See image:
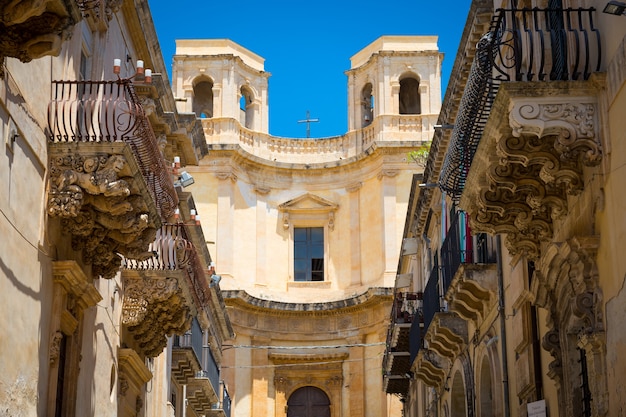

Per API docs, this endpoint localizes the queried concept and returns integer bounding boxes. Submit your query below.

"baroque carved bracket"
[48,145,161,279]
[122,273,192,357]
[461,84,601,259]
[0,0,82,73]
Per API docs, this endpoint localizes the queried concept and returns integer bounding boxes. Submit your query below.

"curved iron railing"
[122,224,194,270]
[439,7,601,201]
[48,79,178,219]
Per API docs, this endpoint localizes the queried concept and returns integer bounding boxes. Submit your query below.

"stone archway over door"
[287,386,330,417]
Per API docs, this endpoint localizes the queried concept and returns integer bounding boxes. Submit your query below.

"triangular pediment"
[279,193,338,213]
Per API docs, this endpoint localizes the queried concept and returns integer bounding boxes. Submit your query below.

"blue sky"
[149,1,472,138]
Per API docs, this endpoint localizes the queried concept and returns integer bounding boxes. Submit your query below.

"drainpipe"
[496,235,511,417]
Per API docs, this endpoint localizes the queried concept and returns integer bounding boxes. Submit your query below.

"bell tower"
[172,39,270,133]
[345,36,443,131]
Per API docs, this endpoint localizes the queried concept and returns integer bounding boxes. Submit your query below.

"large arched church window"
[193,80,214,118]
[399,76,421,114]
[287,386,330,417]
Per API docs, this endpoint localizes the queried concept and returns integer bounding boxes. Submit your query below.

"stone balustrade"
[202,113,436,164]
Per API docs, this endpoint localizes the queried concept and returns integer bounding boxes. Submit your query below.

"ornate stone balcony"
[423,312,468,360]
[187,373,219,416]
[202,112,436,164]
[414,349,447,389]
[171,331,202,385]
[445,263,497,324]
[121,223,210,357]
[47,79,178,279]
[460,81,602,259]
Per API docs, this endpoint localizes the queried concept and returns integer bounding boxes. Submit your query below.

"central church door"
[287,386,330,417]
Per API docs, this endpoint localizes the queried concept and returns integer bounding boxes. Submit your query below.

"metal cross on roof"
[297,110,319,138]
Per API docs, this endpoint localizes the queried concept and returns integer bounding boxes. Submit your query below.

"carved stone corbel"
[121,277,179,326]
[48,148,160,279]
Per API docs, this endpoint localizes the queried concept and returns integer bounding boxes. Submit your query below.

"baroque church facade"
[171,37,441,417]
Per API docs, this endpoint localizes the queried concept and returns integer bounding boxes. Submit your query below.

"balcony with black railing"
[442,7,603,260]
[440,6,602,207]
[383,292,421,395]
[441,212,498,324]
[208,381,231,417]
[171,318,204,385]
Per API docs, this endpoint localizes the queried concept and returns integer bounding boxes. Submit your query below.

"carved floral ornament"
[121,274,192,357]
[48,148,159,279]
[461,92,601,260]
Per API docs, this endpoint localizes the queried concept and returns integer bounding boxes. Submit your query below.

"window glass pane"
[310,227,324,242]
[294,243,307,258]
[311,244,323,258]
[294,259,308,272]
[293,227,324,282]
[294,228,307,241]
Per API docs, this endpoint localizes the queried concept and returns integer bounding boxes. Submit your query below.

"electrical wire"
[223,342,385,350]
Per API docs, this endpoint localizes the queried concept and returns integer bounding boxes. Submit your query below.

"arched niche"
[192,76,214,118]
[399,73,421,115]
[240,85,255,129]
[361,82,374,128]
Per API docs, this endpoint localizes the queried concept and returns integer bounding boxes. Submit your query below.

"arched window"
[361,83,374,128]
[287,386,330,417]
[450,370,467,417]
[192,80,214,118]
[399,76,421,115]
[240,86,254,129]
[479,358,494,417]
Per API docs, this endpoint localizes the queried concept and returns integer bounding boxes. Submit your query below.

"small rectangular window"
[294,227,324,281]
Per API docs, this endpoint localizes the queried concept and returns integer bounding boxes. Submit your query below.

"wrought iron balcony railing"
[439,7,601,200]
[197,346,220,397]
[122,224,195,271]
[173,317,204,365]
[390,291,419,325]
[440,211,497,290]
[48,79,178,219]
[491,7,601,83]
[213,381,231,417]
[422,263,441,337]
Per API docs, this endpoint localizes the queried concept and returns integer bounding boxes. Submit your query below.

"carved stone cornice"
[460,82,602,259]
[0,0,81,73]
[52,260,102,312]
[48,143,161,279]
[278,193,339,231]
[122,272,192,358]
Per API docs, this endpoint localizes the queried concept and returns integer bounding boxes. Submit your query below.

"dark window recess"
[55,335,68,417]
[579,348,592,417]
[294,227,324,281]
